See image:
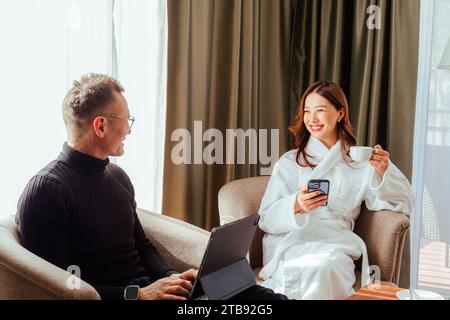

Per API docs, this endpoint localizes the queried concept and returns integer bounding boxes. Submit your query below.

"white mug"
[350,146,373,162]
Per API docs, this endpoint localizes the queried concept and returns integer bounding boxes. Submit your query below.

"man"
[16,73,287,300]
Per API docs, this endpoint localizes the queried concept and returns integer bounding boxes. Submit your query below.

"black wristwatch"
[124,285,140,300]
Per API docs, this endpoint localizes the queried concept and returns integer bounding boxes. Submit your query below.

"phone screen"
[308,180,330,206]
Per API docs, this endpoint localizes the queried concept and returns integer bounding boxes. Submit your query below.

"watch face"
[125,286,139,300]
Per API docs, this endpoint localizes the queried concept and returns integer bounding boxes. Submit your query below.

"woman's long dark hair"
[289,80,357,168]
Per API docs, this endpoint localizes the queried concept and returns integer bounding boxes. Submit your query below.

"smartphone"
[307,179,330,206]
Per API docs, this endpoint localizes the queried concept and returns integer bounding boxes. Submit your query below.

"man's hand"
[138,276,193,300]
[138,269,198,300]
[179,268,198,281]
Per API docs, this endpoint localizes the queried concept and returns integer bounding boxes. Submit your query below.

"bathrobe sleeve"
[363,161,413,215]
[258,153,302,234]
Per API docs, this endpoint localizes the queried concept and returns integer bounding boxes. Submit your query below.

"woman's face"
[303,92,344,147]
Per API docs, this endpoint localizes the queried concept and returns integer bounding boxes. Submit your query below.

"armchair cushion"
[136,209,210,272]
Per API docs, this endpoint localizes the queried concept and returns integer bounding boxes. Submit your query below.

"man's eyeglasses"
[103,115,135,129]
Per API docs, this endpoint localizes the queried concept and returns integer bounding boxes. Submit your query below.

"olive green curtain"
[290,0,420,288]
[163,0,295,230]
[291,0,420,179]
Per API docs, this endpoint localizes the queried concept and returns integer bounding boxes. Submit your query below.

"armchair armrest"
[137,209,210,272]
[0,216,99,300]
[353,206,410,285]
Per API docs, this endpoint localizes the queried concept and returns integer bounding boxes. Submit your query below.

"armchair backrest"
[218,176,269,269]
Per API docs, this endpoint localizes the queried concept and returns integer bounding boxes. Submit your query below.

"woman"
[258,80,413,299]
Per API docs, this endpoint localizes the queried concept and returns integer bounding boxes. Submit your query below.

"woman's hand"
[370,145,390,178]
[294,186,328,214]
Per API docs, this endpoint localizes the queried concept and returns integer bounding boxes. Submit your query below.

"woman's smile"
[309,124,324,132]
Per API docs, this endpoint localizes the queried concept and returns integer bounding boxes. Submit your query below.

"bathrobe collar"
[305,137,343,180]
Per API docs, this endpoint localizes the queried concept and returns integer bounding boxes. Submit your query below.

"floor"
[418,239,450,296]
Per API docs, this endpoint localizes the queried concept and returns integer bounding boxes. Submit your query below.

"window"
[113,0,168,213]
[0,0,167,218]
[412,0,450,298]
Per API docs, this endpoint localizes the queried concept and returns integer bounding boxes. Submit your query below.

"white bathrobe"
[258,137,413,300]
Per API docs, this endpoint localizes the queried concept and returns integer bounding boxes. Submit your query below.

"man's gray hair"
[62,73,124,137]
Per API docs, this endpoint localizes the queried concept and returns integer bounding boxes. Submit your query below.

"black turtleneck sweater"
[16,143,177,300]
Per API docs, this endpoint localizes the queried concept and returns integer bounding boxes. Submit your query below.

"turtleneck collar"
[59,142,110,174]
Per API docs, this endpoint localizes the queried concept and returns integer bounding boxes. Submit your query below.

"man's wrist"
[165,269,179,277]
[137,287,142,300]
[124,285,140,300]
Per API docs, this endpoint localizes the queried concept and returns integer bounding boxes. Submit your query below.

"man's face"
[102,91,131,157]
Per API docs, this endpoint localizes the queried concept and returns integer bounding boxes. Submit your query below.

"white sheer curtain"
[0,0,167,218]
[412,0,450,298]
[113,0,168,213]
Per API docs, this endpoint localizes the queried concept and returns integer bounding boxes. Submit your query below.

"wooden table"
[346,284,403,300]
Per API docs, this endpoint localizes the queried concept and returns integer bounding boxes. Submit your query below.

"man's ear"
[93,116,106,138]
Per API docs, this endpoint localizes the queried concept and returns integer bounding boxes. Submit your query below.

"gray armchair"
[218,176,410,289]
[0,209,210,300]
